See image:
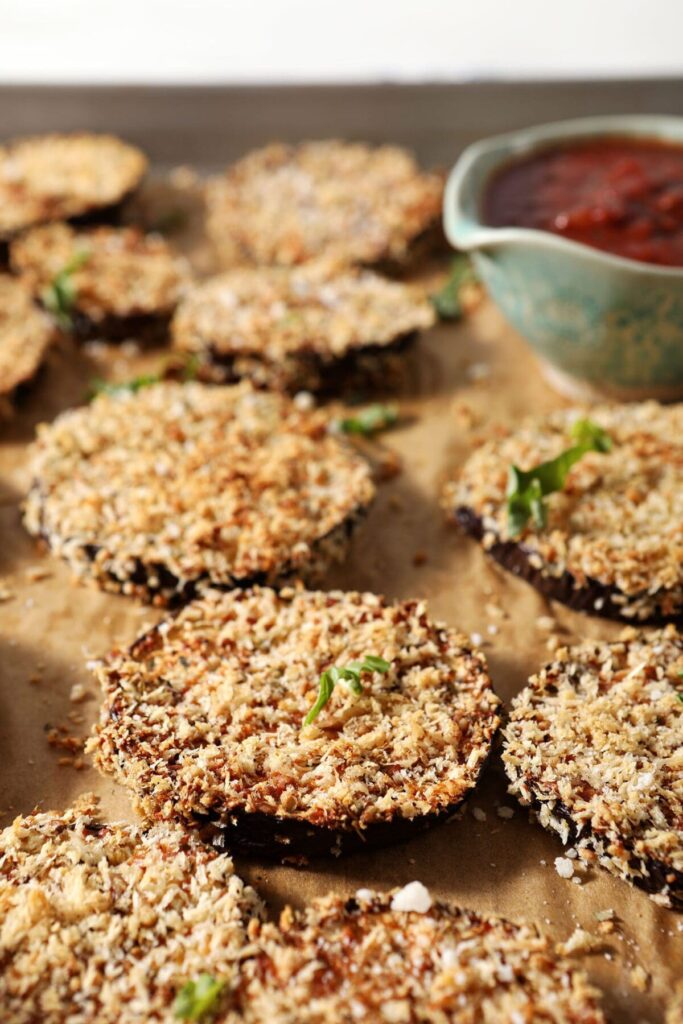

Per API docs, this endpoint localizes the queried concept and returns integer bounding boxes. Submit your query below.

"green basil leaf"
[174,974,224,1021]
[339,404,398,437]
[90,374,162,399]
[41,249,90,330]
[506,419,612,536]
[303,655,391,726]
[431,254,477,321]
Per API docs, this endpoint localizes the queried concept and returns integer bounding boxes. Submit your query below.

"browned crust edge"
[178,743,495,864]
[199,329,418,393]
[455,506,683,625]
[512,787,682,911]
[50,304,173,345]
[26,496,371,606]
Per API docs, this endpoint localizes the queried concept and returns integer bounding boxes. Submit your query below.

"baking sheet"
[1,165,681,1023]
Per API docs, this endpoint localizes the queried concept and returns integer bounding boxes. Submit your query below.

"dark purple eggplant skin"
[191,747,496,865]
[59,307,173,346]
[27,493,370,607]
[514,788,682,911]
[1,192,133,251]
[202,329,418,395]
[454,506,682,626]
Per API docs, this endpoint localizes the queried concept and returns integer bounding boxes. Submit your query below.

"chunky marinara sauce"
[484,137,683,266]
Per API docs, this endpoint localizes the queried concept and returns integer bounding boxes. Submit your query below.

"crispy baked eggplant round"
[206,140,444,269]
[171,263,435,391]
[0,133,147,243]
[232,887,605,1023]
[0,274,54,402]
[503,626,683,909]
[11,223,190,342]
[89,587,501,859]
[23,383,374,604]
[446,403,683,622]
[0,797,262,1024]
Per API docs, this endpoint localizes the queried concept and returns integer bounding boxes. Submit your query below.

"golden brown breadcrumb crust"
[503,626,683,908]
[0,796,262,1024]
[230,888,606,1023]
[88,587,500,853]
[11,222,190,333]
[171,262,435,391]
[23,382,374,604]
[445,402,683,621]
[206,140,444,269]
[0,273,54,400]
[0,133,147,240]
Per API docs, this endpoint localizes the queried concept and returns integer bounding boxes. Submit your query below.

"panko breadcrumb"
[230,888,605,1023]
[0,796,262,1024]
[446,402,683,621]
[0,273,54,400]
[503,626,683,908]
[206,140,444,269]
[88,587,501,859]
[171,262,435,391]
[0,133,147,242]
[11,223,190,341]
[23,382,374,604]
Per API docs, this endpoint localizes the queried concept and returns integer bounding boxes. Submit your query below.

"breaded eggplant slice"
[503,626,683,909]
[23,382,374,604]
[206,140,444,269]
[89,587,500,859]
[171,263,435,391]
[11,223,190,343]
[0,796,262,1024]
[446,402,683,623]
[0,274,54,407]
[0,133,147,245]
[231,887,605,1023]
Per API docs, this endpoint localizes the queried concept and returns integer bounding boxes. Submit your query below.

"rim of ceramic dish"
[444,113,683,279]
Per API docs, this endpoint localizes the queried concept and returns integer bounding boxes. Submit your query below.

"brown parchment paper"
[0,178,681,1024]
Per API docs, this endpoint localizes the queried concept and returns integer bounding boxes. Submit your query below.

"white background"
[0,0,681,83]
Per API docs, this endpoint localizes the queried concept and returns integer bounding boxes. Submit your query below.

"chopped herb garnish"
[180,353,202,381]
[431,254,478,321]
[90,373,162,399]
[338,404,398,436]
[41,249,90,330]
[507,418,612,536]
[174,974,224,1021]
[88,354,201,401]
[303,655,391,726]
[678,692,683,704]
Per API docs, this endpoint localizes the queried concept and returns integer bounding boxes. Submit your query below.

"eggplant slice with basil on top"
[11,222,190,343]
[88,586,500,860]
[445,402,683,623]
[0,796,262,1024]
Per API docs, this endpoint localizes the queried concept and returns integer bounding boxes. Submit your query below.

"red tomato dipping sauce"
[484,137,683,266]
